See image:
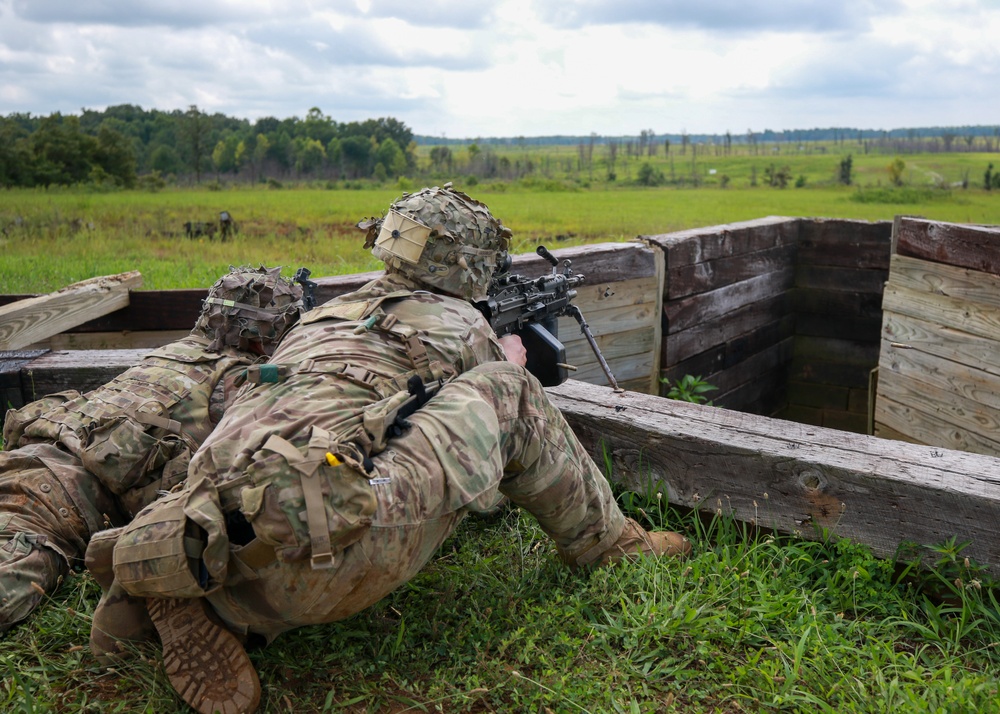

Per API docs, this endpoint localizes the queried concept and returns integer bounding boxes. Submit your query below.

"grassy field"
[3,156,1000,293]
[4,155,1000,711]
[4,489,1000,713]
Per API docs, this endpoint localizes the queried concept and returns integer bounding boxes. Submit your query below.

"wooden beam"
[0,272,143,351]
[547,379,1000,570]
[895,217,1000,273]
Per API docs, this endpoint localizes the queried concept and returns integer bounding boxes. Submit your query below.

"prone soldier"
[93,185,691,714]
[0,266,303,636]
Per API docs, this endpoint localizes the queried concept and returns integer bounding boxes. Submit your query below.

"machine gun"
[476,246,620,390]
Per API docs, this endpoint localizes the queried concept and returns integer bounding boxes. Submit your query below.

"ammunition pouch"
[234,425,376,569]
[113,476,230,598]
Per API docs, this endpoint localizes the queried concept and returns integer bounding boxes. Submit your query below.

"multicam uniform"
[114,273,625,642]
[1,265,303,634]
[0,336,255,632]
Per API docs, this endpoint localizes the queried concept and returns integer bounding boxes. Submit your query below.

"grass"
[3,170,1000,292]
[4,484,1000,712]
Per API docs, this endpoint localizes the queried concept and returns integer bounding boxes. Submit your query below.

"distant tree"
[181,105,210,183]
[838,154,853,185]
[374,138,407,178]
[887,157,906,186]
[429,145,453,172]
[254,134,271,181]
[636,161,665,186]
[985,163,993,191]
[94,124,137,187]
[0,118,33,187]
[763,163,792,188]
[341,135,373,178]
[30,114,96,186]
[294,137,326,176]
[149,144,182,175]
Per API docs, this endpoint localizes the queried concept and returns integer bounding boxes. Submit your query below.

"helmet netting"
[193,265,303,352]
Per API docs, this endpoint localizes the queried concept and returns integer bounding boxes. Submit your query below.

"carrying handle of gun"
[566,304,623,392]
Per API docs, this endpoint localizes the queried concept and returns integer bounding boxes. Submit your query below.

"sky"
[1,0,999,139]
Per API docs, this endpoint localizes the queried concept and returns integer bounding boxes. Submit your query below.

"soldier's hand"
[498,334,527,367]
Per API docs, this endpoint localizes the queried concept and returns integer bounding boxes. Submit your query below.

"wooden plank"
[666,244,796,300]
[702,338,794,395]
[881,283,1000,343]
[794,264,888,293]
[563,327,656,386]
[27,330,189,351]
[786,287,884,319]
[881,311,1000,378]
[793,336,880,366]
[713,363,788,415]
[510,241,658,285]
[873,421,925,445]
[661,314,795,386]
[664,268,795,335]
[797,219,891,269]
[895,217,1000,273]
[665,294,790,366]
[879,338,1000,413]
[17,349,150,402]
[645,216,799,268]
[0,272,143,350]
[794,313,883,342]
[547,379,1000,570]
[888,254,1000,309]
[788,357,874,390]
[874,393,1000,457]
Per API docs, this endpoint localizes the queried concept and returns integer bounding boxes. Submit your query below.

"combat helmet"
[359,183,513,301]
[193,266,303,353]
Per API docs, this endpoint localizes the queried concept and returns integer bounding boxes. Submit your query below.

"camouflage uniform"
[104,187,684,714]
[0,267,302,633]
[112,188,625,640]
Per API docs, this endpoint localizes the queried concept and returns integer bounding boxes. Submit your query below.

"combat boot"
[86,527,156,665]
[147,596,261,714]
[593,517,691,567]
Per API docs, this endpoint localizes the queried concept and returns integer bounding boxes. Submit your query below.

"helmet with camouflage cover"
[193,266,303,353]
[359,183,513,301]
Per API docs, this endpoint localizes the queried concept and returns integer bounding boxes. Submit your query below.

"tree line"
[0,105,416,189]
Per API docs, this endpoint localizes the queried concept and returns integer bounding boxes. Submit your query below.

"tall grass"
[4,481,999,712]
[3,177,1000,293]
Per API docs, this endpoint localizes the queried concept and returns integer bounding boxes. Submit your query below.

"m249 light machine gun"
[476,246,621,390]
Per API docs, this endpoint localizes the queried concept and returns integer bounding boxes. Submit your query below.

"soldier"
[95,185,690,714]
[0,266,303,637]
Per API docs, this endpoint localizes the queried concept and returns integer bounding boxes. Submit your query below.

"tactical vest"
[5,336,253,515]
[114,282,500,598]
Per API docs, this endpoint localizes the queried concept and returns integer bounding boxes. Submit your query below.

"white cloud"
[1,0,999,136]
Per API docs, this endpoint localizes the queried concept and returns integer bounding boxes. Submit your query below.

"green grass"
[3,168,1000,292]
[4,487,1000,713]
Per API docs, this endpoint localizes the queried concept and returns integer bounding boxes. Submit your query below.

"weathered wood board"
[0,272,143,351]
[548,379,1000,571]
[894,216,1000,273]
[875,227,1000,455]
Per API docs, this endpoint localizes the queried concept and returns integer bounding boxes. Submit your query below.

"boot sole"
[147,597,261,714]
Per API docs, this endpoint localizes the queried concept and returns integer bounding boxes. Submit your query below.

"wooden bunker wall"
[1,218,896,432]
[648,217,892,430]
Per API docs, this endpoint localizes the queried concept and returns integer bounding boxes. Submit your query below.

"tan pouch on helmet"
[113,475,230,598]
[241,426,376,569]
[2,391,81,447]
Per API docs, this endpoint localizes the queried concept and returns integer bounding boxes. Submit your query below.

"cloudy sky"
[1,0,998,139]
